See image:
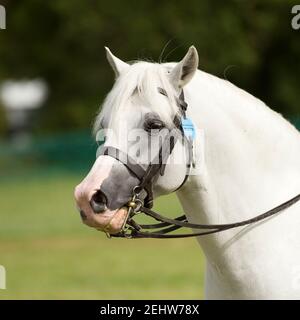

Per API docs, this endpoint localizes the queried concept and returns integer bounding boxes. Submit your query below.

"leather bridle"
[99,89,300,239]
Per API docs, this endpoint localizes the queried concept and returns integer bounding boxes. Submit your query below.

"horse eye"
[144,118,165,132]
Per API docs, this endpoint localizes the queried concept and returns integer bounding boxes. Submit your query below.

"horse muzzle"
[77,203,129,235]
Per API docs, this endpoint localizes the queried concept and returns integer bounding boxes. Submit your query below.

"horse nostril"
[90,190,107,213]
[91,200,106,213]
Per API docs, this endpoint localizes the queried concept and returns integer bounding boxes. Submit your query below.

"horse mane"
[93,61,178,135]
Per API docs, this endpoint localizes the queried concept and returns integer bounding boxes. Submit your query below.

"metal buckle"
[119,186,144,236]
[122,225,133,239]
[132,185,142,196]
[127,198,143,213]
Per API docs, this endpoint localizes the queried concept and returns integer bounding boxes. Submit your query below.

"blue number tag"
[181,117,196,140]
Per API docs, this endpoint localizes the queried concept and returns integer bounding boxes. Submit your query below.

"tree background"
[0,0,299,136]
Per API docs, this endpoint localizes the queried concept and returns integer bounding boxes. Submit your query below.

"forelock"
[93,61,178,135]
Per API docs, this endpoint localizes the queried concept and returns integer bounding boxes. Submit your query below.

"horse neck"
[177,70,300,256]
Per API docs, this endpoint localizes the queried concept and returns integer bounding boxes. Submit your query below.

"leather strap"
[101,146,146,180]
[112,193,300,239]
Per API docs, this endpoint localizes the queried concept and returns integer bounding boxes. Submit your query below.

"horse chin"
[97,207,128,235]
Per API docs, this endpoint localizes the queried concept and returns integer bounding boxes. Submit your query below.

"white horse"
[74,46,300,299]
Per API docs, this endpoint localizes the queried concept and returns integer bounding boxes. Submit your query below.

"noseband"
[99,89,300,239]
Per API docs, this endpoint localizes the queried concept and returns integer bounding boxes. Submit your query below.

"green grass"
[0,173,205,299]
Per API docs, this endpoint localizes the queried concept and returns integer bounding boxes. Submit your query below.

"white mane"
[93,61,179,134]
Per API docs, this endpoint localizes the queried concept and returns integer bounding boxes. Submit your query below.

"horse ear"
[105,47,129,78]
[169,46,199,88]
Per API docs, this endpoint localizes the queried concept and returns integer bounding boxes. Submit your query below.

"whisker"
[158,39,174,63]
[163,44,183,62]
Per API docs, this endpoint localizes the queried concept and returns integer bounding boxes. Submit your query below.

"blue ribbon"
[181,117,196,140]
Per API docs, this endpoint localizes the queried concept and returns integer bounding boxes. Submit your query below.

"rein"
[100,89,300,239]
[114,193,300,239]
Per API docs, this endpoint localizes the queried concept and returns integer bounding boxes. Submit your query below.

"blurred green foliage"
[0,0,299,135]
